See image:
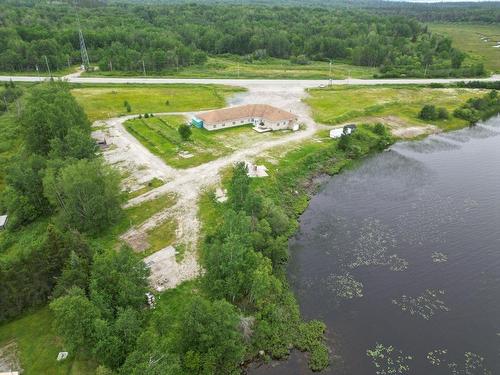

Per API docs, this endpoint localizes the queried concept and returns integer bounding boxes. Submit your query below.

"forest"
[0,1,489,77]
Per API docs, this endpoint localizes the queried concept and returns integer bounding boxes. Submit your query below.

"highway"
[0,74,499,88]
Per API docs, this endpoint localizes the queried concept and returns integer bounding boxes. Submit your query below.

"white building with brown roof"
[192,104,297,131]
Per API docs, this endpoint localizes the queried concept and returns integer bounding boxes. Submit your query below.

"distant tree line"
[0,2,486,77]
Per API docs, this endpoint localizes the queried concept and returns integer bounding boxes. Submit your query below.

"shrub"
[419,104,437,120]
[438,107,449,119]
[144,113,149,118]
[372,123,387,136]
[178,124,192,141]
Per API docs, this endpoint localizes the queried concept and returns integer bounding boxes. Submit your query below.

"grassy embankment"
[124,115,290,169]
[305,85,488,132]
[83,56,377,80]
[430,23,500,74]
[70,83,245,122]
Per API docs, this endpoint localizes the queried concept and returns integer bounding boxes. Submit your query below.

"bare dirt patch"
[0,341,22,373]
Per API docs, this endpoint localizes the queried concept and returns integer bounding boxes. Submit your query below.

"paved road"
[0,75,499,88]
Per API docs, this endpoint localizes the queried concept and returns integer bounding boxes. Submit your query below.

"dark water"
[254,116,500,375]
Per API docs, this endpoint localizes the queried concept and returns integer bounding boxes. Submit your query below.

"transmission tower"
[77,15,90,70]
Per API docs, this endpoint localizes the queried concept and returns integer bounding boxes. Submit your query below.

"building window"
[213,125,217,129]
[232,122,235,125]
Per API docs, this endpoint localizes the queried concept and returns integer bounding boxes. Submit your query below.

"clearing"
[305,85,488,132]
[430,23,500,73]
[71,83,244,121]
[84,56,378,80]
[0,307,97,374]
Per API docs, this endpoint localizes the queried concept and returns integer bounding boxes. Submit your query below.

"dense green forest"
[0,1,489,77]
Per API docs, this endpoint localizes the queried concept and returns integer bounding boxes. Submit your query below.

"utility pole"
[109,60,113,71]
[142,60,146,76]
[237,63,240,78]
[329,60,333,86]
[44,55,52,78]
[67,56,71,68]
[35,64,40,81]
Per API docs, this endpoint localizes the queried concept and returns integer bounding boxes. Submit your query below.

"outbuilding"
[329,128,344,139]
[0,215,8,230]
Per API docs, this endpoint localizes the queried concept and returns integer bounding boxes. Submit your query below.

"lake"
[254,116,500,374]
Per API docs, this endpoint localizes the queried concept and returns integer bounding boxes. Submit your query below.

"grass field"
[430,23,500,73]
[84,56,378,80]
[71,84,245,122]
[124,115,291,168]
[305,86,487,131]
[0,307,97,375]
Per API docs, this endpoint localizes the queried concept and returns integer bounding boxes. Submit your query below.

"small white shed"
[0,215,8,230]
[329,128,344,139]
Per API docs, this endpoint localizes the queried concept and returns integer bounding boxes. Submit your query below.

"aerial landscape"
[0,0,499,374]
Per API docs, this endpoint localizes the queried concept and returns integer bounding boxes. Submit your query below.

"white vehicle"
[319,84,326,88]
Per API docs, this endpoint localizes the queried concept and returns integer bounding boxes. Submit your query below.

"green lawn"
[84,56,378,80]
[305,85,488,131]
[0,307,97,375]
[430,23,500,73]
[71,84,245,122]
[124,115,291,169]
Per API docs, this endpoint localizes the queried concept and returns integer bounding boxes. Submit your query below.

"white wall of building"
[204,117,295,131]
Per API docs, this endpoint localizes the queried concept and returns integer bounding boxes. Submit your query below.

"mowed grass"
[84,56,377,80]
[305,86,488,131]
[71,84,245,122]
[0,307,97,375]
[124,115,291,168]
[430,23,500,73]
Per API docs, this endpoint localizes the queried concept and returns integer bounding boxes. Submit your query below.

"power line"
[76,12,90,70]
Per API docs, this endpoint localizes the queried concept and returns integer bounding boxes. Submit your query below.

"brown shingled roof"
[197,104,295,125]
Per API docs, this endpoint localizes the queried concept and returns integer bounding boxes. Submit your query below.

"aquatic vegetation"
[427,349,448,366]
[387,254,409,271]
[428,349,491,375]
[327,272,363,299]
[366,343,412,375]
[463,352,492,375]
[349,219,407,271]
[432,251,448,263]
[392,289,449,320]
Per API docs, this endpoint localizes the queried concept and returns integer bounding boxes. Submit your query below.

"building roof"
[197,104,296,125]
[0,215,7,227]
